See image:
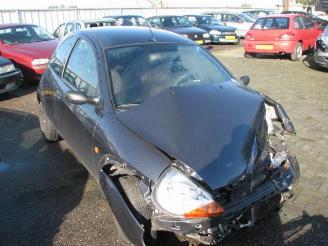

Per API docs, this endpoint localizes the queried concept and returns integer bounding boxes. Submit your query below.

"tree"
[296,0,320,5]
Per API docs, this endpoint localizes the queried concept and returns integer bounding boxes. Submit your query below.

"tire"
[39,103,60,142]
[244,52,256,58]
[115,175,152,245]
[290,42,303,61]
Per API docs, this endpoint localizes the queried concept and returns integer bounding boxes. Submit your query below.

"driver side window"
[63,39,99,97]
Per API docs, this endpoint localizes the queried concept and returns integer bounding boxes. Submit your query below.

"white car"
[204,12,255,37]
[53,19,118,40]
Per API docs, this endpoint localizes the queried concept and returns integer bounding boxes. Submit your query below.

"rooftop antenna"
[148,26,157,42]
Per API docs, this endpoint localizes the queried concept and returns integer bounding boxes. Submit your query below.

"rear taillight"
[279,33,296,40]
[245,32,254,40]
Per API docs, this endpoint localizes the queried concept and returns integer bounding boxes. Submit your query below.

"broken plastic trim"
[264,96,296,135]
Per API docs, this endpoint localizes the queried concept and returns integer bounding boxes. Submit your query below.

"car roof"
[257,14,299,18]
[147,15,187,19]
[185,14,212,17]
[77,26,194,48]
[106,15,145,18]
[0,23,37,29]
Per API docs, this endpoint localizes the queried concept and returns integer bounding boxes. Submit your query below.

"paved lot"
[0,43,327,246]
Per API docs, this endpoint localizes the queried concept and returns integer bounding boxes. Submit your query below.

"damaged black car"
[37,27,299,246]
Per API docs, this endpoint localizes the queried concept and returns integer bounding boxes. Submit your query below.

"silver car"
[314,26,328,69]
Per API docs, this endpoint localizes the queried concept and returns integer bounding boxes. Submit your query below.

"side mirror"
[240,75,250,86]
[65,91,99,105]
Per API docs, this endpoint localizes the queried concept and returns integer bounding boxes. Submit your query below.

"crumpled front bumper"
[151,157,298,245]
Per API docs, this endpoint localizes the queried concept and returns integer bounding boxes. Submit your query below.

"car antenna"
[148,27,157,42]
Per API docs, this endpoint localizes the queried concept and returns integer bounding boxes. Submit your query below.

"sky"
[0,0,281,10]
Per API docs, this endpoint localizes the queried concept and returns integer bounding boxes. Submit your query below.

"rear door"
[301,17,320,49]
[54,38,101,174]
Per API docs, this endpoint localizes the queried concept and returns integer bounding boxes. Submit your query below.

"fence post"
[17,10,23,23]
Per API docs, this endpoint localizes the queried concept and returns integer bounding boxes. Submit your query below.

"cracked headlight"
[209,30,221,35]
[0,63,15,75]
[153,166,224,218]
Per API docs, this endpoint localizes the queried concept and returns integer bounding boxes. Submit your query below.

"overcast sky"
[1,0,281,10]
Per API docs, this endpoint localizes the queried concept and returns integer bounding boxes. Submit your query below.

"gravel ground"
[0,43,327,246]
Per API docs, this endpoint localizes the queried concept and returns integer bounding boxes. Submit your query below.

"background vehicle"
[281,11,328,29]
[243,9,277,19]
[53,19,118,39]
[314,26,328,68]
[0,56,22,94]
[147,15,211,44]
[0,24,58,82]
[204,12,255,37]
[103,15,149,27]
[38,27,298,246]
[244,14,322,61]
[185,14,239,44]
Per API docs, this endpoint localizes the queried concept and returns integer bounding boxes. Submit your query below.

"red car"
[244,14,322,61]
[0,24,59,82]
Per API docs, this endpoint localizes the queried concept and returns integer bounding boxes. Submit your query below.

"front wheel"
[290,42,303,61]
[39,103,60,142]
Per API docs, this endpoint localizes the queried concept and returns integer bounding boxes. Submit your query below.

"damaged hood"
[116,82,265,189]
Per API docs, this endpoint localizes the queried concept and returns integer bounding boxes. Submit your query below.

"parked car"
[147,15,211,44]
[244,14,322,61]
[0,56,23,94]
[38,27,299,246]
[185,14,239,44]
[103,15,149,27]
[0,24,58,82]
[53,19,118,39]
[314,26,328,68]
[204,12,255,37]
[243,9,277,19]
[281,11,328,29]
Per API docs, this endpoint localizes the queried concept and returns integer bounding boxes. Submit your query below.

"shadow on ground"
[0,82,38,101]
[0,108,88,245]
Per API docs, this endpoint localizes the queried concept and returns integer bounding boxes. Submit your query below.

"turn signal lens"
[184,201,224,218]
[279,33,296,40]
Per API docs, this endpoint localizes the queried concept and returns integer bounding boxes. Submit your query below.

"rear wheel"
[39,103,60,142]
[290,42,303,61]
[244,52,256,58]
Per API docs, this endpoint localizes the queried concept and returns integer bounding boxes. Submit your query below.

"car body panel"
[314,27,328,68]
[116,83,265,190]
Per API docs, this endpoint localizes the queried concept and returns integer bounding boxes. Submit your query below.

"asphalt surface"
[0,43,328,246]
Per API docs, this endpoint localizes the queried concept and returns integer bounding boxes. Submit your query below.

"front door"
[54,38,101,175]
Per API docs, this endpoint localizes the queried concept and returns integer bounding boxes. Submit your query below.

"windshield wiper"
[116,102,141,109]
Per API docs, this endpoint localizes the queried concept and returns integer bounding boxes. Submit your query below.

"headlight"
[209,30,221,35]
[203,33,210,38]
[31,59,49,66]
[0,63,16,75]
[153,166,224,218]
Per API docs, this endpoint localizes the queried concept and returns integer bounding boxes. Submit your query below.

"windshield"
[162,16,193,27]
[0,25,54,44]
[240,13,255,23]
[106,43,231,107]
[117,16,149,26]
[252,17,289,30]
[197,16,224,25]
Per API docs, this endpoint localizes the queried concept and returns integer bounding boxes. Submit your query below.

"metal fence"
[0,7,256,33]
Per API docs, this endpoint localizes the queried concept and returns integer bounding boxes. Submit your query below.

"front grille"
[221,32,236,36]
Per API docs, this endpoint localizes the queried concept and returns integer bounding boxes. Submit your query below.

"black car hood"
[116,82,265,189]
[200,24,236,32]
[165,26,206,35]
[0,56,12,66]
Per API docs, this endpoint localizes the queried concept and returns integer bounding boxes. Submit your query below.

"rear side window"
[252,17,289,30]
[294,16,304,29]
[63,39,99,97]
[49,36,76,77]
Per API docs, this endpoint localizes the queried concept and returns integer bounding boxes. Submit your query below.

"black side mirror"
[65,91,99,105]
[240,75,250,86]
